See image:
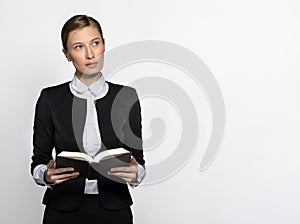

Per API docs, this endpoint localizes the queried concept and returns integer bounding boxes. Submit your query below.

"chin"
[81,68,102,76]
[85,64,103,75]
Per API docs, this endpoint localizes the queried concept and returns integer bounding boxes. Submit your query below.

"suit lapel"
[72,96,87,154]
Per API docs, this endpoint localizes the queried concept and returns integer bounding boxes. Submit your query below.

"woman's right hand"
[44,159,80,184]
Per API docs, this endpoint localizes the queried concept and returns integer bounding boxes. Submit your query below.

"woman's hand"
[44,159,79,185]
[108,156,139,183]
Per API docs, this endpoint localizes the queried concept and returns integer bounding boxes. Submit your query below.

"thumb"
[129,156,138,165]
[47,159,56,169]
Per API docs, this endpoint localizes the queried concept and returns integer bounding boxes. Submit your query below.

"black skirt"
[43,194,133,224]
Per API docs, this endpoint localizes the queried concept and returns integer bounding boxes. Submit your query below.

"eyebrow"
[72,37,101,46]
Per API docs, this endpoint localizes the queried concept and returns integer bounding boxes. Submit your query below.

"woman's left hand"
[108,156,138,183]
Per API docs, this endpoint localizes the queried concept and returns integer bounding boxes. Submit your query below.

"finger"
[121,178,133,183]
[55,175,78,184]
[52,167,75,175]
[55,172,79,180]
[110,166,137,173]
[107,171,136,183]
[47,159,55,169]
[50,172,79,182]
[129,156,138,165]
[46,167,75,176]
[108,171,136,179]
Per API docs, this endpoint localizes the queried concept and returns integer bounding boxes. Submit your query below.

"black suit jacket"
[31,81,145,212]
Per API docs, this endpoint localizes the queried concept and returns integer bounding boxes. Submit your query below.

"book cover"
[56,148,131,179]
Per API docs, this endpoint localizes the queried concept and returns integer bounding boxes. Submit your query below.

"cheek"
[70,53,85,65]
[96,47,105,56]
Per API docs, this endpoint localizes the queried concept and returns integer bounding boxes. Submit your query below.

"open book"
[56,148,131,178]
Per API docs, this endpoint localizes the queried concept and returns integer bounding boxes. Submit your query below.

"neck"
[75,72,101,87]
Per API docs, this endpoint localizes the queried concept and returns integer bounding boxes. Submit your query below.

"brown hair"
[61,15,105,51]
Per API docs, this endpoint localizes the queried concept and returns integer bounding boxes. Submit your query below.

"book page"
[57,151,93,162]
[94,148,130,162]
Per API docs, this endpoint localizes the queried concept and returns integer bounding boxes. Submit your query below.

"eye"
[74,45,83,50]
[92,41,100,46]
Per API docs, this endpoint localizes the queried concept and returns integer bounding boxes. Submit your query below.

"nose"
[86,46,94,59]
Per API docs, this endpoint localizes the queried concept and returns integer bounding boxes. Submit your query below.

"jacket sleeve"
[122,89,145,166]
[31,89,54,175]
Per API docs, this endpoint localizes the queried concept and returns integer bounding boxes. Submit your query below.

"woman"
[31,15,145,224]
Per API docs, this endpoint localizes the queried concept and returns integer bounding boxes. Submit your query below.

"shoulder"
[37,82,71,106]
[40,82,70,99]
[40,81,70,96]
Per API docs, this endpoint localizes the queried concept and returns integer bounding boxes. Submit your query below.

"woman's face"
[63,25,105,76]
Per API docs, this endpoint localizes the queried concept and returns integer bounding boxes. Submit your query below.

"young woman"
[31,15,145,224]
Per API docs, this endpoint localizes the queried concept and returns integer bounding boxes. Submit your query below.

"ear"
[62,49,71,62]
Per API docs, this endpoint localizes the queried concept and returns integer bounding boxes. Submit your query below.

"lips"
[86,62,98,67]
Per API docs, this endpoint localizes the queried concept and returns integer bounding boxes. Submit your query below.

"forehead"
[67,26,101,44]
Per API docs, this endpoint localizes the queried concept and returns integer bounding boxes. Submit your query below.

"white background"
[1,0,300,223]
